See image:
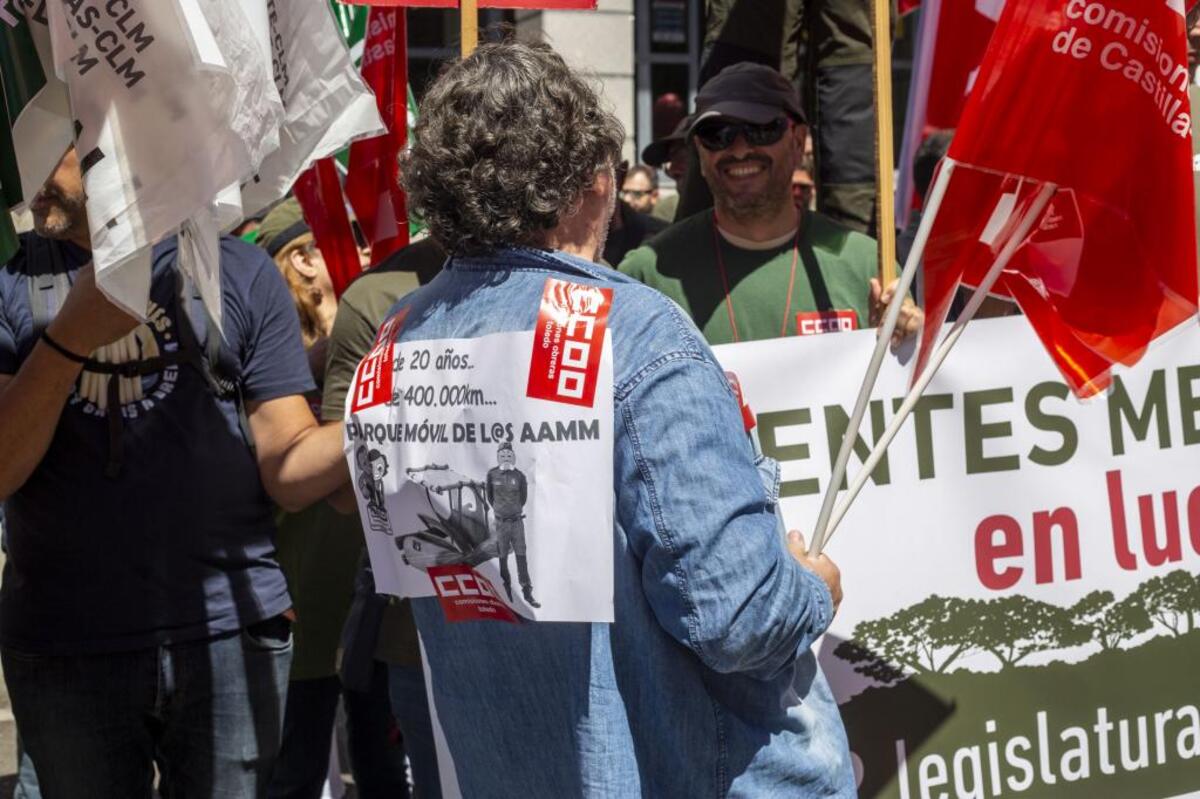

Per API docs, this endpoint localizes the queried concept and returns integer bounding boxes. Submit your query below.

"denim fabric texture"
[2,621,293,798]
[388,247,854,798]
[387,663,442,798]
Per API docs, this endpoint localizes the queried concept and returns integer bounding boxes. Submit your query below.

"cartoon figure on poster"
[394,442,540,608]
[355,445,391,535]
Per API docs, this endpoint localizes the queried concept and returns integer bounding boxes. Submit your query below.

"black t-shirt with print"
[0,233,314,654]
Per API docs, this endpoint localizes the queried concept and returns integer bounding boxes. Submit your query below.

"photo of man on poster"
[486,441,539,608]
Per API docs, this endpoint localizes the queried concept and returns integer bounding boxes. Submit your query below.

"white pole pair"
[808,167,1057,554]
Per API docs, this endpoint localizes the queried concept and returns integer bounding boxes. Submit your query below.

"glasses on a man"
[620,189,653,201]
[693,117,790,152]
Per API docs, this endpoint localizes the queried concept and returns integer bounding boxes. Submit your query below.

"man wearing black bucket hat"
[621,63,922,347]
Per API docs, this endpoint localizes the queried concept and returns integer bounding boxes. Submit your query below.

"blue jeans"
[388,664,441,799]
[2,617,293,799]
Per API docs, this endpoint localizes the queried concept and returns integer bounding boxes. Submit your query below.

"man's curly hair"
[400,40,624,255]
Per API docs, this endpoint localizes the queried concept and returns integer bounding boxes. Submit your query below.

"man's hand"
[45,263,141,358]
[869,277,924,350]
[787,530,842,616]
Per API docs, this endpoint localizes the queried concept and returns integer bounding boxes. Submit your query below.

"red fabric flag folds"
[917,0,1199,397]
[346,8,410,266]
[295,158,363,299]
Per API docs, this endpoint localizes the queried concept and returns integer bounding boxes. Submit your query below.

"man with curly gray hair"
[386,39,853,797]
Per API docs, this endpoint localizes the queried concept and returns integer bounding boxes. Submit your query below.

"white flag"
[239,0,385,217]
[1,4,72,209]
[45,0,275,318]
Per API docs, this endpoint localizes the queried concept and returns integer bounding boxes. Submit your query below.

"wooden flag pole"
[873,0,897,286]
[460,0,479,56]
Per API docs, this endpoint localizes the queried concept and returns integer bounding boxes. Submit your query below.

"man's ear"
[289,246,319,280]
[793,123,809,150]
[591,164,615,198]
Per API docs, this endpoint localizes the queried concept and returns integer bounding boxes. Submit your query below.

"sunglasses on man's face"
[694,117,790,151]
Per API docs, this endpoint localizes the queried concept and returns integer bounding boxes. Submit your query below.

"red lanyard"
[710,212,801,343]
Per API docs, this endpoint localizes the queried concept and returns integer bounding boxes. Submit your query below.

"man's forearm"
[0,342,83,500]
[261,421,350,512]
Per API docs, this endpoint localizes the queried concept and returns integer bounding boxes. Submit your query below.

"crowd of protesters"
[0,0,947,793]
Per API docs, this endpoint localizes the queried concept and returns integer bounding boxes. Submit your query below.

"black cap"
[688,63,806,137]
[641,114,693,167]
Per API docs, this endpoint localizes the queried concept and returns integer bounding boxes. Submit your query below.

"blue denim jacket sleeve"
[615,348,834,681]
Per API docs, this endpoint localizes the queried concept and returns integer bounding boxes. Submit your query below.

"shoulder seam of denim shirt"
[613,349,708,403]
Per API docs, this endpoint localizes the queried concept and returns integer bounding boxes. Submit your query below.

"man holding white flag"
[0,146,353,798]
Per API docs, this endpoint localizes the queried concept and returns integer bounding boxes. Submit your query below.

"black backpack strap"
[174,270,256,453]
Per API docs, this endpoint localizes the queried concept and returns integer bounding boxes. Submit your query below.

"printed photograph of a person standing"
[356,445,391,535]
[486,442,539,608]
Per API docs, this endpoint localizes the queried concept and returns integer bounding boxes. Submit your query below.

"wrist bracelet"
[40,330,89,364]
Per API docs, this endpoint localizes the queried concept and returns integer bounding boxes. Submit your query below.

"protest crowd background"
[0,0,1198,797]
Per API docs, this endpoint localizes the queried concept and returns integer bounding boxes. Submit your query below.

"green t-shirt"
[619,210,878,345]
[322,239,437,418]
[321,236,442,668]
[275,503,364,680]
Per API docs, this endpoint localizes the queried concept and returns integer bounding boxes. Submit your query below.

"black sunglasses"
[694,117,790,151]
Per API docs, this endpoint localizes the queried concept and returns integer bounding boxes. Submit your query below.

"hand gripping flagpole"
[809,158,957,553]
[814,180,1058,552]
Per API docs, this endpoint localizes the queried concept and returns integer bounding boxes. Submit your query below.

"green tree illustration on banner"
[837,571,1200,683]
[968,595,1089,668]
[1130,569,1200,637]
[835,596,977,685]
[1069,589,1151,651]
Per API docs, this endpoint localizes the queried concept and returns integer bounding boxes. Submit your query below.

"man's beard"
[708,153,792,225]
[31,184,87,241]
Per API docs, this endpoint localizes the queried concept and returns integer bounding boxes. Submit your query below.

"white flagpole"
[809,158,957,552]
[814,180,1058,551]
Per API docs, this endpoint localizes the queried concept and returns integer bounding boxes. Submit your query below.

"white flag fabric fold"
[46,0,250,317]
[239,0,385,218]
[1,6,72,208]
[7,0,382,330]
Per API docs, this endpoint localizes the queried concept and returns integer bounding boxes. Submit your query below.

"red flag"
[916,0,1199,397]
[295,158,364,299]
[346,8,410,266]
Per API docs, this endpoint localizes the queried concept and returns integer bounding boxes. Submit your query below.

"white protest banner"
[714,315,1200,799]
[344,278,615,624]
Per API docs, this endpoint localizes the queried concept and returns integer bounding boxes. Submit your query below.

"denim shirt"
[390,246,854,798]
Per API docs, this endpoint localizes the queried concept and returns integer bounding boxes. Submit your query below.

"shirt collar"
[444,246,615,282]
